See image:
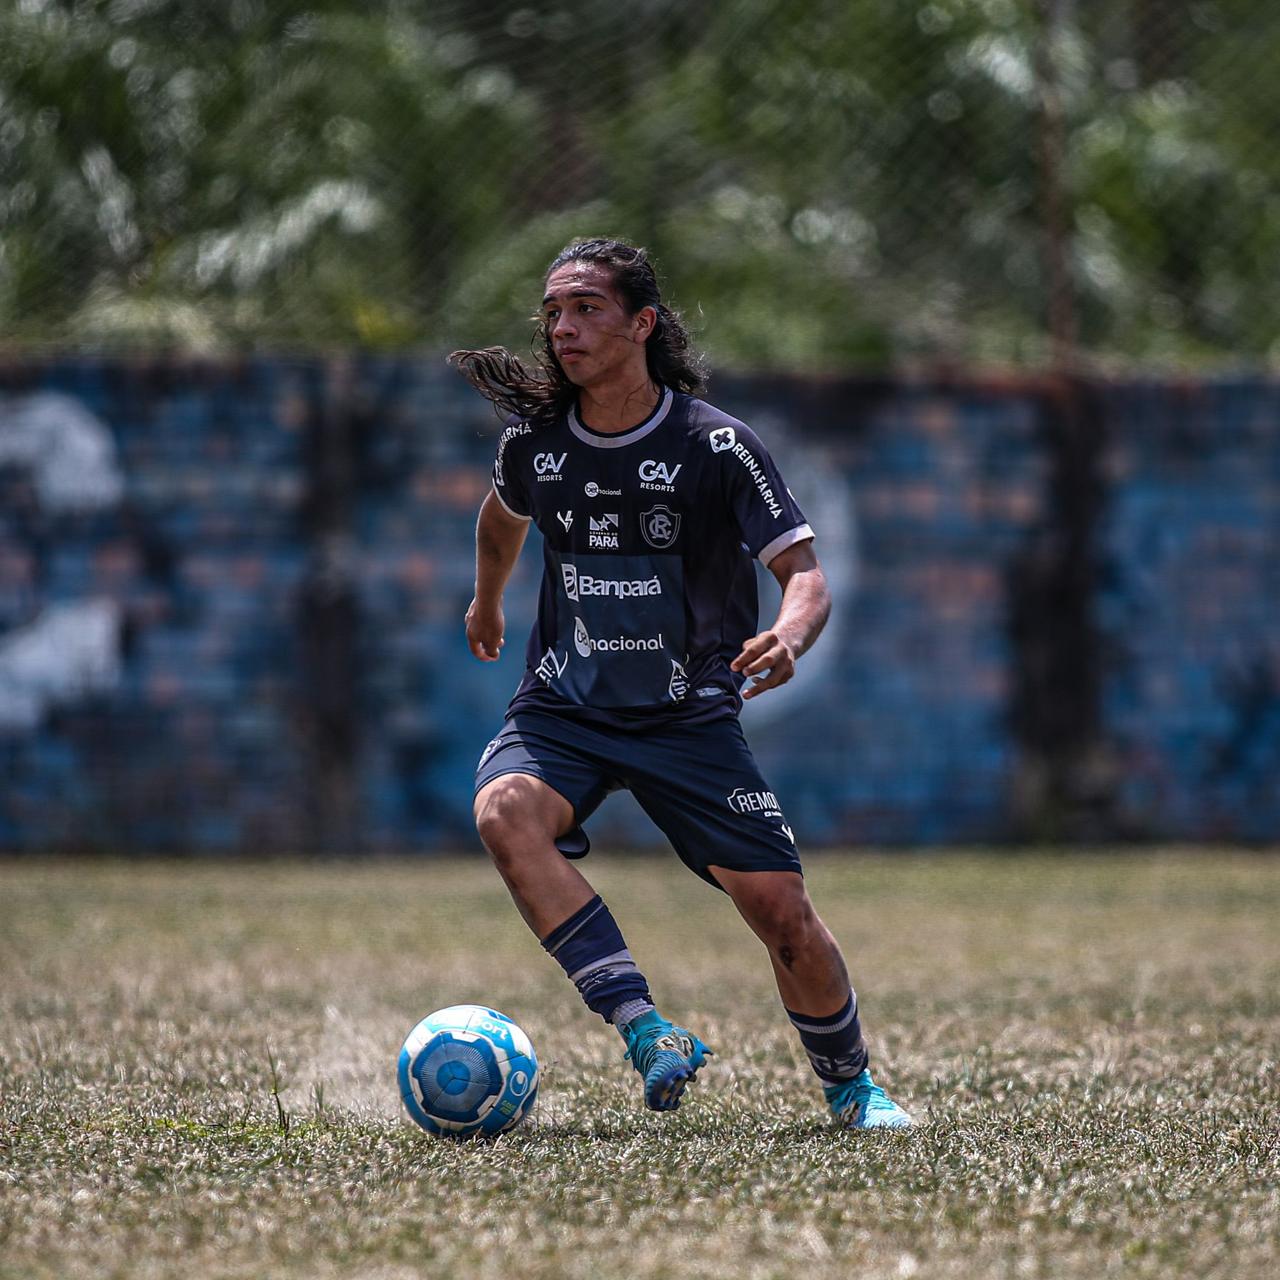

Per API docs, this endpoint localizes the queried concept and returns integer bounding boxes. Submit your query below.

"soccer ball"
[397,1004,539,1138]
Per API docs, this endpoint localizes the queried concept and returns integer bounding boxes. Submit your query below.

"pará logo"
[639,459,682,491]
[534,451,567,479]
[588,512,620,549]
[710,426,737,453]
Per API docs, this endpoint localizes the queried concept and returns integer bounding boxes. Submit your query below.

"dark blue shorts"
[473,711,803,888]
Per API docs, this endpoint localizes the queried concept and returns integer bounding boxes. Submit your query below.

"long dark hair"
[449,238,706,428]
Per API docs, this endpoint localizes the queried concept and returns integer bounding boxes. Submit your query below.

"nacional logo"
[573,616,592,658]
[588,512,620,549]
[640,504,681,549]
[534,451,567,481]
[585,481,622,498]
[562,564,661,602]
[726,787,784,819]
[638,459,682,492]
[709,426,737,453]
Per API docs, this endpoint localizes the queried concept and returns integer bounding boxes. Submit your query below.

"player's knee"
[474,776,555,865]
[744,882,820,950]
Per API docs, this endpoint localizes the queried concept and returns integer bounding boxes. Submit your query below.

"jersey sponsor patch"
[534,451,567,481]
[562,564,662,602]
[638,459,682,492]
[710,425,737,453]
[588,513,620,549]
[640,504,681,549]
[726,786,783,818]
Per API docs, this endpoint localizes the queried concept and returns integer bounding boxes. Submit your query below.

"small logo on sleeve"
[710,426,737,453]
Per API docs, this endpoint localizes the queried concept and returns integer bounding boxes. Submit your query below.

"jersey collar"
[567,385,674,449]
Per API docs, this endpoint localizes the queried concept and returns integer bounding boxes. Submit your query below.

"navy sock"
[786,992,869,1083]
[540,895,653,1024]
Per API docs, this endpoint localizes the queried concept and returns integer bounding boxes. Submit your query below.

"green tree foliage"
[2,0,1277,368]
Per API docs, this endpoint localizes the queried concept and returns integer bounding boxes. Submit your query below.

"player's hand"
[731,630,797,700]
[466,597,505,661]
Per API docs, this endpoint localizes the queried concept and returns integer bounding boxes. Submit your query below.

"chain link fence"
[4,0,1279,370]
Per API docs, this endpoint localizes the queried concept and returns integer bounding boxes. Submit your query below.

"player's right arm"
[467,489,530,661]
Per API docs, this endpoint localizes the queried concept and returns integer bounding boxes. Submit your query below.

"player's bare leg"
[712,866,911,1129]
[474,773,594,935]
[475,773,710,1110]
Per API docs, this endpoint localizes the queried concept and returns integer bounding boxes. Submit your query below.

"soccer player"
[453,238,910,1129]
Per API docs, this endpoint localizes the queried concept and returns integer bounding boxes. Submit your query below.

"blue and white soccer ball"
[397,1005,539,1138]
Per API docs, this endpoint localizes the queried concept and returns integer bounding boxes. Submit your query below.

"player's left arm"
[731,539,830,700]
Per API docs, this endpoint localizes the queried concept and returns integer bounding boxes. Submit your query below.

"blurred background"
[1,0,1277,852]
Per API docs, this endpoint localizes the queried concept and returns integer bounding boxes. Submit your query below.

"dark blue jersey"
[492,387,813,727]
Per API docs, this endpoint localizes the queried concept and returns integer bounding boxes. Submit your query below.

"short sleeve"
[713,421,813,564]
[492,419,533,520]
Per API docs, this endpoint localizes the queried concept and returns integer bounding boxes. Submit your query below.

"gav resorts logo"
[638,459,682,492]
[534,451,567,481]
[588,512,619,549]
[640,504,681,549]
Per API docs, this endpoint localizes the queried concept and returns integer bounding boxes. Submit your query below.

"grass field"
[2,853,1278,1280]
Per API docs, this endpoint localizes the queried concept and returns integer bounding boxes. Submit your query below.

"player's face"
[541,262,652,389]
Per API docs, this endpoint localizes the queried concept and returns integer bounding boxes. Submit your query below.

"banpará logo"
[710,426,737,453]
[726,787,783,818]
[534,451,567,480]
[585,481,622,498]
[562,564,660,602]
[640,504,681,549]
[639,459,682,491]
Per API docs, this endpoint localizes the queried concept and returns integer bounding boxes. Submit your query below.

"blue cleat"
[621,1011,713,1111]
[824,1069,913,1129]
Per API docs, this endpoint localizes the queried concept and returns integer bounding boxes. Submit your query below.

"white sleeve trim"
[491,484,532,522]
[758,523,814,566]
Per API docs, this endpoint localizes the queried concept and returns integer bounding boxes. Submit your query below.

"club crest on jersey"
[710,426,737,453]
[588,512,620,549]
[640,504,681,549]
